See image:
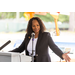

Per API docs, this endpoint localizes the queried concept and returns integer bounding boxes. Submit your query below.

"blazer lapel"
[36,33,42,53]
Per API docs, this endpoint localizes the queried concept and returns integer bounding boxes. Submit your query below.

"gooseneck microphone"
[31,32,35,62]
[31,32,35,40]
[0,40,11,50]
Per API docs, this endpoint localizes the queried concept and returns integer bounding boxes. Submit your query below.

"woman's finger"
[66,51,70,54]
[62,53,71,62]
[66,53,71,61]
[64,54,71,62]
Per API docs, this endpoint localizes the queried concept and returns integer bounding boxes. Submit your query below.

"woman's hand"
[62,51,71,62]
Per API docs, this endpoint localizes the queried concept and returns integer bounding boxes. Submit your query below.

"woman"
[10,17,71,62]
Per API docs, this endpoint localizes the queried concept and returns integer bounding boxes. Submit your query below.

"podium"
[0,52,31,62]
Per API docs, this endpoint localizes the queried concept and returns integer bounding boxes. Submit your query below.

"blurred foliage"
[34,13,69,23]
[0,12,16,19]
[20,12,24,18]
[0,12,69,23]
[34,13,54,22]
[58,14,69,23]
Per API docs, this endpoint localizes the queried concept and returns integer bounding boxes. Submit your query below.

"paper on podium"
[0,52,31,62]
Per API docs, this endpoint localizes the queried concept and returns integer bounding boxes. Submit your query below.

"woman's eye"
[37,25,39,26]
[32,25,35,27]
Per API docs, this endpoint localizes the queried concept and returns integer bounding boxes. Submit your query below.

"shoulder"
[42,32,51,36]
[25,33,31,37]
[41,32,51,38]
[25,33,29,39]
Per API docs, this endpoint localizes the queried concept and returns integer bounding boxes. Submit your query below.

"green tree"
[20,12,24,18]
[0,12,69,23]
[34,13,69,23]
[58,14,69,22]
[34,13,54,22]
[0,12,16,19]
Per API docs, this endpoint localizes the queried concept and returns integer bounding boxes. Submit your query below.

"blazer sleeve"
[47,33,64,59]
[9,34,27,53]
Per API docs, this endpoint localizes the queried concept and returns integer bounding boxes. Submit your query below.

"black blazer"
[10,32,64,62]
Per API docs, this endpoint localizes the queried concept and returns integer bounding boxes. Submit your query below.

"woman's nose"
[35,26,37,28]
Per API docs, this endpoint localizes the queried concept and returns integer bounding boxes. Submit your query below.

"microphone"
[31,32,35,62]
[31,32,35,40]
[0,40,11,50]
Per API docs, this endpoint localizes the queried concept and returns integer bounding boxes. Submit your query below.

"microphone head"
[8,40,11,43]
[31,32,35,39]
[0,40,11,50]
[31,32,35,36]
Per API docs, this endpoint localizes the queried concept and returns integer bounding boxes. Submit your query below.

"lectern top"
[0,52,20,56]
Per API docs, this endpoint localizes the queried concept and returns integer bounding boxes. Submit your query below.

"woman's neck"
[35,32,39,38]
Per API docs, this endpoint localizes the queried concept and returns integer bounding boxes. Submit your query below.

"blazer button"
[36,54,38,56]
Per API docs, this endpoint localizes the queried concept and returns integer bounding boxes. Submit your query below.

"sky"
[60,12,70,15]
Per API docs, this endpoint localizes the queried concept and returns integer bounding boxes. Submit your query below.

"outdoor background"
[0,12,74,51]
[0,12,69,32]
[0,12,75,62]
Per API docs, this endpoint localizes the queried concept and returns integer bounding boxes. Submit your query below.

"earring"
[28,36,30,39]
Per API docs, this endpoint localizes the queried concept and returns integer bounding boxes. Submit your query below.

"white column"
[16,12,20,21]
[69,12,75,31]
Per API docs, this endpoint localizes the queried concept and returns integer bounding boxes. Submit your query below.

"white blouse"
[27,37,38,56]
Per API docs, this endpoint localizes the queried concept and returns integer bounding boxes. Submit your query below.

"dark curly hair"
[26,17,46,35]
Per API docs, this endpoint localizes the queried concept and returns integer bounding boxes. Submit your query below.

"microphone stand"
[31,33,35,62]
[31,38,34,62]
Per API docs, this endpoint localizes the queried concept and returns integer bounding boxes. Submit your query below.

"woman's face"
[32,20,40,34]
